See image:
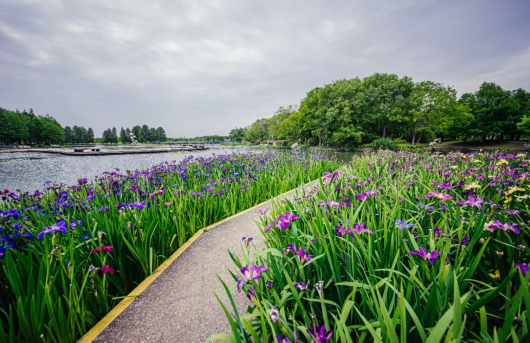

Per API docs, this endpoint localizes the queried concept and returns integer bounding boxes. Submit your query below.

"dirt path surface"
[91,184,311,342]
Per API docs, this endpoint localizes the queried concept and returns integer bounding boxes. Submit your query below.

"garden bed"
[216,150,530,342]
[0,149,340,341]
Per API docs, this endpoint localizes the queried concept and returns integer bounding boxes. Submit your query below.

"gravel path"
[92,184,310,342]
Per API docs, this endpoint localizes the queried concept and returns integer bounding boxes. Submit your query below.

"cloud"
[0,0,529,136]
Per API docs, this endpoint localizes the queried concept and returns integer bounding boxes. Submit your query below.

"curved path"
[82,183,312,342]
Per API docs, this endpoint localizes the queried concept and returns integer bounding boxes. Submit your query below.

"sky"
[1,0,529,137]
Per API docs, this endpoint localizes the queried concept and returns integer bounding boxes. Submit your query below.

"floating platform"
[2,146,208,156]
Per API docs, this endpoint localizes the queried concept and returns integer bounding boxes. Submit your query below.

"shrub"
[372,138,395,150]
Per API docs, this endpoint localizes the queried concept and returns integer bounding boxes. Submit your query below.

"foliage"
[0,108,64,145]
[64,125,94,144]
[215,150,530,342]
[372,138,395,150]
[0,150,340,341]
[230,74,530,148]
[229,128,246,142]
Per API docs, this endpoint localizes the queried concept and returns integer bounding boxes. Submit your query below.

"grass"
[0,149,340,342]
[215,150,530,342]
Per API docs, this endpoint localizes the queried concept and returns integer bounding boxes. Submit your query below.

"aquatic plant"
[214,150,530,342]
[0,149,339,341]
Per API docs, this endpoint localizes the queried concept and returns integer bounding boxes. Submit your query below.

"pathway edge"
[79,179,317,342]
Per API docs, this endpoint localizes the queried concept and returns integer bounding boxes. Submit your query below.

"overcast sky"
[1,0,529,137]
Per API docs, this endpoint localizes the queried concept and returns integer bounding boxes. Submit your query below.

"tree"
[149,127,158,142]
[360,73,414,138]
[156,127,166,141]
[409,81,457,144]
[132,125,141,141]
[64,126,73,143]
[124,128,132,143]
[462,82,520,141]
[139,125,150,143]
[39,116,64,144]
[86,127,94,143]
[517,116,530,143]
[111,127,118,143]
[0,109,29,144]
[119,127,128,143]
[229,128,246,142]
[244,118,269,142]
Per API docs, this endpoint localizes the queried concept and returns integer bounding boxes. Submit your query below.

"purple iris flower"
[514,263,529,276]
[242,236,253,250]
[488,220,520,234]
[307,324,333,343]
[453,236,469,246]
[276,334,298,343]
[395,219,414,231]
[293,246,313,262]
[456,195,484,210]
[294,280,310,291]
[240,261,267,282]
[356,192,370,201]
[432,226,451,238]
[353,222,374,235]
[38,220,67,240]
[128,201,146,210]
[409,247,440,265]
[246,286,257,301]
[269,305,279,323]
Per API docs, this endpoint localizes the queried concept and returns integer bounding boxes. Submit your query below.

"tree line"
[169,135,227,142]
[230,73,530,147]
[100,125,167,144]
[0,108,65,145]
[63,126,94,144]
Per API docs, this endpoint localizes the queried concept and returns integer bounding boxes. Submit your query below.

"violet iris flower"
[488,220,520,234]
[307,324,333,343]
[294,280,310,291]
[453,236,470,246]
[409,247,440,265]
[269,305,279,323]
[353,222,374,235]
[432,226,451,238]
[514,263,529,276]
[276,334,298,343]
[246,286,257,301]
[37,220,67,240]
[456,195,484,210]
[242,236,253,250]
[395,219,414,231]
[240,261,267,282]
[427,191,453,201]
[293,246,313,262]
[356,192,370,201]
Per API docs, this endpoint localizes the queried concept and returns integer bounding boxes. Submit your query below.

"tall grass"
[0,149,340,342]
[214,150,530,342]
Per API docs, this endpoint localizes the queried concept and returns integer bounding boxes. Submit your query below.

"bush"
[372,138,395,150]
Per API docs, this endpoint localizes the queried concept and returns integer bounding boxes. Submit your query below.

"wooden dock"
[1,146,208,156]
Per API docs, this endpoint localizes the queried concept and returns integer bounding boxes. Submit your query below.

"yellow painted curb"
[79,180,318,342]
